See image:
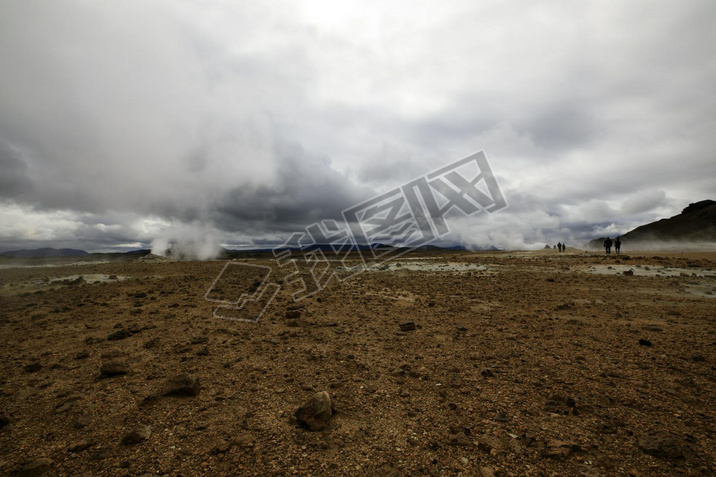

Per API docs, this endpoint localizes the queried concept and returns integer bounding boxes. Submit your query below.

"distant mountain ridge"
[0,247,89,258]
[589,199,716,249]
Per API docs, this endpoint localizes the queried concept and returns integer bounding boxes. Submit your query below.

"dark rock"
[161,374,200,396]
[73,415,91,429]
[480,368,494,377]
[0,410,9,429]
[74,350,90,360]
[691,354,706,362]
[100,362,128,377]
[286,310,302,319]
[190,336,208,345]
[638,339,652,347]
[623,270,634,276]
[294,391,334,431]
[494,412,509,422]
[642,325,663,332]
[85,336,103,345]
[545,395,577,415]
[17,458,54,477]
[107,329,130,341]
[196,346,209,356]
[399,322,416,331]
[24,362,42,373]
[447,430,471,446]
[638,432,684,459]
[121,425,151,445]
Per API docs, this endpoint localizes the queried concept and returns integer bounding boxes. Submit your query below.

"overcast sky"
[1,0,714,253]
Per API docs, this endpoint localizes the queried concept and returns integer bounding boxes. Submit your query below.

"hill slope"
[589,200,716,249]
[0,247,89,258]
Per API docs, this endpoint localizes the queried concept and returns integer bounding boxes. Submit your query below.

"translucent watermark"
[204,151,507,322]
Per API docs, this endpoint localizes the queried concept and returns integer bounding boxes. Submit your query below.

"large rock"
[638,432,684,459]
[17,458,54,477]
[100,362,128,377]
[121,425,152,445]
[294,391,334,431]
[161,374,200,397]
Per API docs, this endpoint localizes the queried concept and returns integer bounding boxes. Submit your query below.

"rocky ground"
[0,249,715,476]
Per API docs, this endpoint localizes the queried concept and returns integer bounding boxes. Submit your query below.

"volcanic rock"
[100,362,128,377]
[121,425,152,445]
[294,391,334,431]
[638,432,684,459]
[17,458,54,477]
[161,374,200,396]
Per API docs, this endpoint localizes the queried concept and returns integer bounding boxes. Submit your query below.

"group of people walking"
[556,242,567,252]
[604,236,622,254]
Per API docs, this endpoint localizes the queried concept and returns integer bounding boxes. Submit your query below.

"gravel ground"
[0,249,714,476]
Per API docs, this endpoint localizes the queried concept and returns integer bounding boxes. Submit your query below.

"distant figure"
[604,237,613,254]
[615,237,621,254]
[562,242,566,252]
[557,242,562,252]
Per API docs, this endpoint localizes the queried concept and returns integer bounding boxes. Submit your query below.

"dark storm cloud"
[211,141,372,233]
[0,141,33,198]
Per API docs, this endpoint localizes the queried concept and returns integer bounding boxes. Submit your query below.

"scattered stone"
[294,391,334,431]
[286,310,302,319]
[17,458,54,477]
[190,336,208,345]
[480,368,494,377]
[545,395,577,415]
[143,337,160,349]
[68,439,92,452]
[161,374,200,397]
[494,412,509,422]
[638,339,652,347]
[691,354,706,362]
[0,410,10,429]
[100,362,128,377]
[541,440,579,459]
[121,425,152,445]
[459,457,469,465]
[642,325,663,332]
[74,350,90,360]
[24,362,42,373]
[479,467,497,477]
[107,329,130,341]
[638,432,684,459]
[209,439,230,454]
[196,346,209,356]
[399,322,416,331]
[73,415,91,429]
[623,270,634,276]
[85,336,104,345]
[448,429,471,446]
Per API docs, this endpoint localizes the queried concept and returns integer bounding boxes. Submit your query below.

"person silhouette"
[615,237,621,254]
[557,242,562,252]
[604,237,613,254]
[562,242,566,252]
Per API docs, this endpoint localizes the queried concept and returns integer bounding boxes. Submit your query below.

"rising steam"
[150,223,222,260]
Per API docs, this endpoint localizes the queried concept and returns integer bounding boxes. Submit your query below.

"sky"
[1,0,714,254]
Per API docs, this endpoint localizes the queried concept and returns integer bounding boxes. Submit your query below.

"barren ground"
[0,249,715,476]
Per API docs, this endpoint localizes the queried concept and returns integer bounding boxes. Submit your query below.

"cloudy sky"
[1,0,714,253]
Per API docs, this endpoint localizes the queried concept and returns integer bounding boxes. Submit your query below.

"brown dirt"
[0,250,715,476]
